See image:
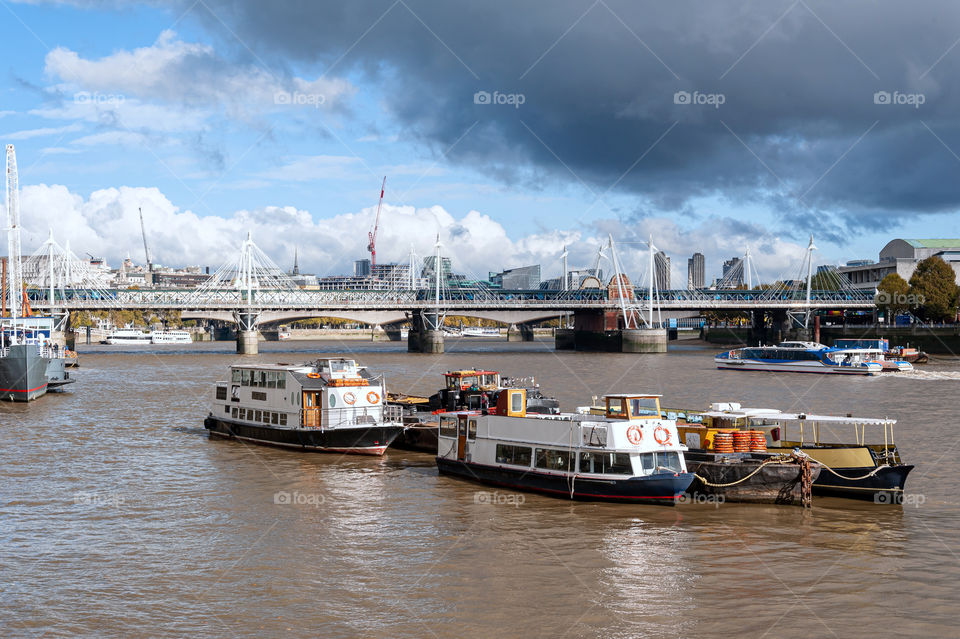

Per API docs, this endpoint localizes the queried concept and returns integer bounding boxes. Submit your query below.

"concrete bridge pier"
[621,328,668,353]
[237,313,259,354]
[408,311,444,354]
[507,324,535,342]
[371,324,389,341]
[749,310,767,346]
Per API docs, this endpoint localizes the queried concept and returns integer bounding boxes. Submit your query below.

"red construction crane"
[367,176,386,268]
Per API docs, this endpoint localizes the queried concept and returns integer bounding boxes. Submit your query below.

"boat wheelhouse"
[436,392,694,504]
[715,341,882,375]
[671,403,912,503]
[204,357,404,455]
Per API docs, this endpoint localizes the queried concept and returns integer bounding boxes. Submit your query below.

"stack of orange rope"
[749,431,767,452]
[732,431,752,453]
[713,432,734,453]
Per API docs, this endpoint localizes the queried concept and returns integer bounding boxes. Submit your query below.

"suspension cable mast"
[139,207,152,274]
[367,177,386,269]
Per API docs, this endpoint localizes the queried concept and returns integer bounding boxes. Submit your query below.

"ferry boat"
[832,338,913,372]
[715,341,882,375]
[461,326,501,337]
[151,329,192,344]
[389,368,560,452]
[204,357,404,455]
[668,404,912,503]
[102,326,151,345]
[436,392,695,504]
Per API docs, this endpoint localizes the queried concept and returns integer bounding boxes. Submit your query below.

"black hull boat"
[437,458,693,504]
[810,461,914,502]
[0,343,50,402]
[204,416,402,455]
[684,452,822,506]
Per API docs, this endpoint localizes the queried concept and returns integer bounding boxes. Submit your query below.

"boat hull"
[716,360,878,375]
[685,454,821,506]
[393,423,439,453]
[204,416,402,455]
[812,464,914,502]
[436,458,694,504]
[0,344,50,402]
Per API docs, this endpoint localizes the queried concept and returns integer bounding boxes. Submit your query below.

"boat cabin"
[602,394,663,420]
[444,369,501,391]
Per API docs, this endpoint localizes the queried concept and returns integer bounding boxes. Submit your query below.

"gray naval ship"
[0,324,74,402]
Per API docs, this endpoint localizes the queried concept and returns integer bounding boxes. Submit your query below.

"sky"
[3,0,960,287]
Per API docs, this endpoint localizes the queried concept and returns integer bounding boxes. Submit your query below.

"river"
[2,338,958,638]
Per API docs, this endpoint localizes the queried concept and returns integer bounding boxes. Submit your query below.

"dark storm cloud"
[186,0,960,233]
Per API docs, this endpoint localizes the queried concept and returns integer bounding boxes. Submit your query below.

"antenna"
[139,207,152,273]
[367,176,386,269]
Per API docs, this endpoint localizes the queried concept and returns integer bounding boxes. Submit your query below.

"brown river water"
[2,338,959,638]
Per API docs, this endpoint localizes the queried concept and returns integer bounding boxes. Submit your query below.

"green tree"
[876,273,911,316]
[909,256,959,322]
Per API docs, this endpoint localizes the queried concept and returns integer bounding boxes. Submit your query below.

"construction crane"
[367,177,386,269]
[138,207,152,272]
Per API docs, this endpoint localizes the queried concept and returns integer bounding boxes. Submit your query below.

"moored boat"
[436,391,694,504]
[102,326,151,345]
[151,329,192,344]
[715,341,882,375]
[204,357,404,455]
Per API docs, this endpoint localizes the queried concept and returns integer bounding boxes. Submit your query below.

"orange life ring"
[307,372,321,379]
[343,392,357,405]
[654,425,671,445]
[626,424,643,446]
[366,391,380,404]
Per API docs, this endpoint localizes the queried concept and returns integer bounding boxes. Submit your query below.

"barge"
[437,391,694,504]
[205,357,404,455]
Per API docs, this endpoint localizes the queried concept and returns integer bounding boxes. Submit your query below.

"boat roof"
[444,369,499,377]
[700,407,895,425]
[603,393,662,399]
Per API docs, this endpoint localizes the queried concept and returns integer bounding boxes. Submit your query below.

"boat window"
[271,412,279,425]
[279,413,287,426]
[535,448,572,472]
[468,419,477,440]
[496,444,532,466]
[277,374,286,390]
[224,405,230,414]
[232,407,238,418]
[605,398,626,418]
[267,372,277,389]
[628,397,660,418]
[254,410,262,422]
[639,453,655,474]
[439,416,458,438]
[232,369,242,383]
[238,408,246,420]
[510,392,523,414]
[241,369,250,386]
[641,451,682,473]
[215,386,227,401]
[252,391,266,401]
[579,452,633,475]
[461,376,478,388]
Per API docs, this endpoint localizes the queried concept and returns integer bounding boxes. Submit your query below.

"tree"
[876,273,910,316]
[908,256,959,322]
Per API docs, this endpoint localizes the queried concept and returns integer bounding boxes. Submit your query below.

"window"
[277,374,286,390]
[251,391,267,401]
[468,419,477,440]
[510,391,523,414]
[241,369,250,386]
[215,386,228,400]
[628,397,660,418]
[579,452,633,475]
[238,408,246,420]
[496,444,532,466]
[254,410,262,422]
[535,448,571,472]
[271,412,279,425]
[232,369,242,384]
[639,451,682,474]
[279,413,288,426]
[224,404,230,414]
[232,407,238,418]
[606,398,625,418]
[262,411,270,424]
[439,416,458,438]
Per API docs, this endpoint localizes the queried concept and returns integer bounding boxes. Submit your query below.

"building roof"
[902,239,960,248]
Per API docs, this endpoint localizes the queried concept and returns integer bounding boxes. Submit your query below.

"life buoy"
[307,372,321,379]
[654,425,671,445]
[626,424,643,446]
[366,391,380,404]
[343,392,356,405]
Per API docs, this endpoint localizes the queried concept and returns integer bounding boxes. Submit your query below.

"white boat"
[461,326,501,337]
[715,341,882,375]
[436,392,695,503]
[151,330,192,344]
[832,339,913,372]
[102,327,151,345]
[278,331,291,341]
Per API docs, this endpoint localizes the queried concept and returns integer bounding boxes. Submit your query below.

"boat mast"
[5,144,22,321]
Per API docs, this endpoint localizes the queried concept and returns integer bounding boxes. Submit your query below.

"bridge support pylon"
[621,328,667,353]
[506,324,535,342]
[236,312,260,355]
[408,311,444,354]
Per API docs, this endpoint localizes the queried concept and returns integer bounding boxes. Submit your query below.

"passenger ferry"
[436,392,695,504]
[832,338,913,372]
[102,326,151,345]
[205,357,404,455]
[715,341,882,375]
[461,326,501,337]
[668,403,912,503]
[151,329,192,344]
